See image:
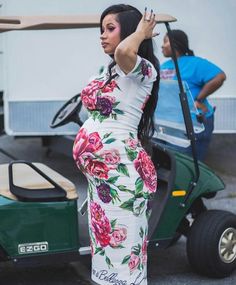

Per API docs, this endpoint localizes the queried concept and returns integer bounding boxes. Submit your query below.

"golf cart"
[0,14,235,279]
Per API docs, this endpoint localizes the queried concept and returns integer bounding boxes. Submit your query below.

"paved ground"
[0,133,235,284]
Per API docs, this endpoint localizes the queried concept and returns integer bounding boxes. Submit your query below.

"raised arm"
[114,10,158,74]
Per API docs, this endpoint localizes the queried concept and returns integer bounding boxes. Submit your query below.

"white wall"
[1,0,235,101]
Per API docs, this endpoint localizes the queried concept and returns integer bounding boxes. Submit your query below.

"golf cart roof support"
[0,14,176,32]
[0,15,101,32]
[165,22,200,207]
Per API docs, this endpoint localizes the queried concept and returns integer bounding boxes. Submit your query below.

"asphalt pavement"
[0,133,235,285]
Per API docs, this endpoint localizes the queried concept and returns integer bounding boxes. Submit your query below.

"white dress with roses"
[73,56,157,285]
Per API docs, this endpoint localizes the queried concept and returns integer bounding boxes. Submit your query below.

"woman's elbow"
[219,72,226,83]
[215,72,226,87]
[114,46,133,62]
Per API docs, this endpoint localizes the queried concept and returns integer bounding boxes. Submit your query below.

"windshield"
[154,80,204,147]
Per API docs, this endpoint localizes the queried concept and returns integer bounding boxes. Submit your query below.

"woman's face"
[100,13,121,55]
[161,35,172,57]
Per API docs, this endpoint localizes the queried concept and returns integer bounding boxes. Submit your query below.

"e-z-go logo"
[18,242,48,254]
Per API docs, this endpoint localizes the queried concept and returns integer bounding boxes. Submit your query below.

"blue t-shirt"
[160,56,223,117]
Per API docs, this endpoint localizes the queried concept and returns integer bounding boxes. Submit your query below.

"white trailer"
[0,0,235,136]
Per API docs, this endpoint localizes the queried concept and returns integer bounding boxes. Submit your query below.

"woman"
[161,29,226,161]
[73,4,159,285]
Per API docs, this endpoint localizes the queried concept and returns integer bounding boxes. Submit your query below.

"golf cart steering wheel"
[50,93,83,128]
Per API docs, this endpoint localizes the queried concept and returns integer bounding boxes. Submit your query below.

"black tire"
[187,210,236,278]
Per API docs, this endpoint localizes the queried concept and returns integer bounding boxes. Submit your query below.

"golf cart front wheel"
[187,210,236,278]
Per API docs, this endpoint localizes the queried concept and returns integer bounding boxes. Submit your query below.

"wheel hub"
[219,227,236,263]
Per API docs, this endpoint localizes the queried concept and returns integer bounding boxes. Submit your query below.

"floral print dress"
[73,56,157,285]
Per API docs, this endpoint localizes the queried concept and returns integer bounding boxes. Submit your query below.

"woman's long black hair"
[100,4,160,149]
[170,29,194,56]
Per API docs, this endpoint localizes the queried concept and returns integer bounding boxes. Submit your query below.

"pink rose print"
[141,237,148,265]
[85,159,109,180]
[109,227,127,248]
[80,78,122,121]
[81,79,117,111]
[125,138,139,149]
[147,66,152,78]
[81,92,97,110]
[73,129,103,164]
[101,79,117,93]
[141,95,150,111]
[73,128,89,161]
[87,132,103,153]
[134,150,157,193]
[128,253,140,274]
[81,80,102,110]
[90,202,111,247]
[100,149,121,170]
[141,59,152,78]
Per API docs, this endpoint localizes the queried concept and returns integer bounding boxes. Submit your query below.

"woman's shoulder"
[115,55,157,83]
[180,55,209,64]
[182,56,221,71]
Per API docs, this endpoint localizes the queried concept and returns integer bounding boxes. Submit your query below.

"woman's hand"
[194,101,208,113]
[136,9,158,40]
[114,8,158,74]
[194,72,226,113]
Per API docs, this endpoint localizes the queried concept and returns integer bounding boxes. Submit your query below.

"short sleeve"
[115,55,157,86]
[195,58,224,84]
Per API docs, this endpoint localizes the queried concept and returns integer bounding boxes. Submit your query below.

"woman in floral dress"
[73,4,160,285]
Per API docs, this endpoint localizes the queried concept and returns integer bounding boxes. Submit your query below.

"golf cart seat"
[0,162,78,201]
